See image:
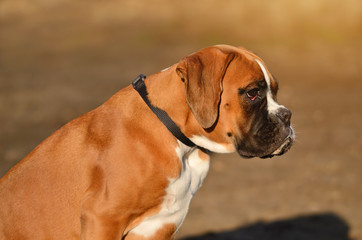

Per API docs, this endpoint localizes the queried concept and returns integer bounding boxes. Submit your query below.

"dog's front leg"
[80,166,128,240]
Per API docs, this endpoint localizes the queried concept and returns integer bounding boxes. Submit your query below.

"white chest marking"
[190,135,234,153]
[129,143,210,237]
[255,59,284,114]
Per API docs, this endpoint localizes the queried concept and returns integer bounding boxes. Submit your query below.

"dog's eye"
[246,88,260,101]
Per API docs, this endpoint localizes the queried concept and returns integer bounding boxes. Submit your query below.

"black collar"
[132,74,196,148]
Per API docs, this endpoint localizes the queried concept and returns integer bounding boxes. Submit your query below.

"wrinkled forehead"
[255,59,277,91]
[235,49,278,92]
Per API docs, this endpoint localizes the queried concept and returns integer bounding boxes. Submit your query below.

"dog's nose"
[277,108,292,126]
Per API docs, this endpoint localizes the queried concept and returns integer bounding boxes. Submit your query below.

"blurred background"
[0,0,361,239]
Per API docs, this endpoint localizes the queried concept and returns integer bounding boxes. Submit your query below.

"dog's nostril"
[277,108,292,125]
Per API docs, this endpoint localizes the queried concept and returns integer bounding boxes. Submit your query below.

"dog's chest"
[129,148,210,237]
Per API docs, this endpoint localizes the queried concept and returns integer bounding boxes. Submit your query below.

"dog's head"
[176,45,294,158]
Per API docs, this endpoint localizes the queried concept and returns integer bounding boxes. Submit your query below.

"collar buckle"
[132,74,146,90]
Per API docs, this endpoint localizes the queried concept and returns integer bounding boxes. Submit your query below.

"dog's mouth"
[260,128,295,159]
[237,128,295,159]
[260,136,293,158]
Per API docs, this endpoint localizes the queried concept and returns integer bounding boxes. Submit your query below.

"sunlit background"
[1,0,361,239]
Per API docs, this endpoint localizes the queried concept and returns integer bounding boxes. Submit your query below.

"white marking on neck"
[190,135,234,153]
[128,141,210,238]
[255,59,283,114]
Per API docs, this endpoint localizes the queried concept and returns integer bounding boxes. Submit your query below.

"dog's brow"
[255,59,271,87]
[257,79,267,88]
[255,59,282,113]
[238,80,266,96]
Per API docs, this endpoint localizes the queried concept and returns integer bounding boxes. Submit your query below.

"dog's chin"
[260,136,294,159]
[237,129,295,159]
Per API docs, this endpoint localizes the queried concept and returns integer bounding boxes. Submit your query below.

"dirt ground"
[0,0,361,239]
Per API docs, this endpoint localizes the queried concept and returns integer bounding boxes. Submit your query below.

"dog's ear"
[176,48,235,129]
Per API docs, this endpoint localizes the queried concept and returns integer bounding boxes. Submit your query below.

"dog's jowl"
[0,45,294,240]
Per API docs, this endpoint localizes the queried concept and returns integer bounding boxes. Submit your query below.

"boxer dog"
[0,45,294,239]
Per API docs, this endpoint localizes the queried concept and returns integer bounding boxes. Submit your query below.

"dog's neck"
[142,66,235,154]
[144,66,201,138]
